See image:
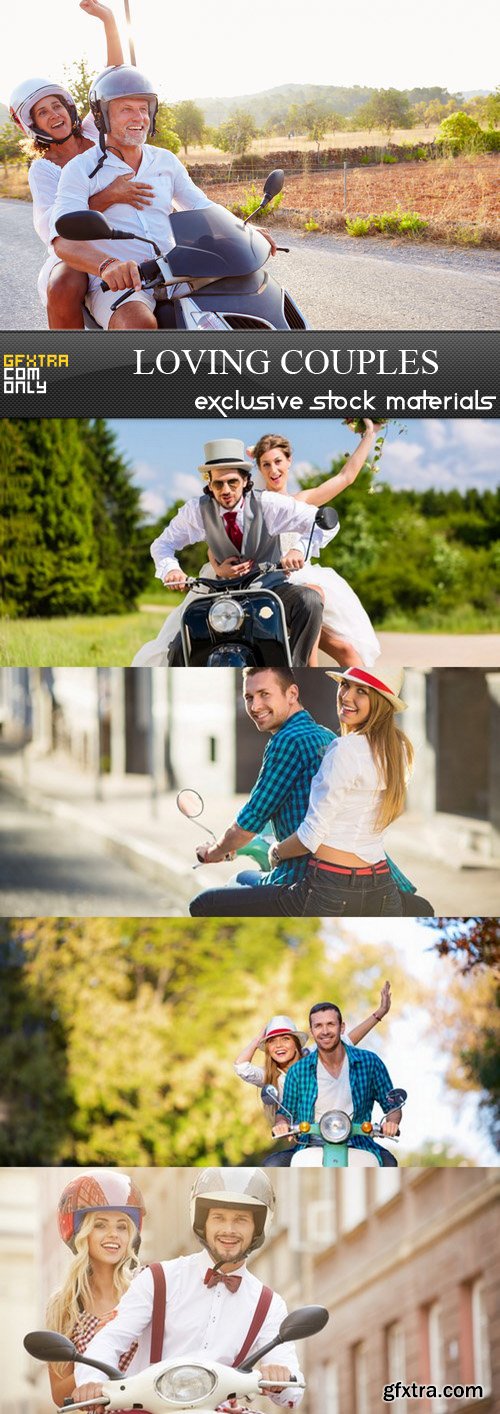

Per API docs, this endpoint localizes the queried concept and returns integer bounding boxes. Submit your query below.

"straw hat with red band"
[326,666,407,712]
[257,1014,309,1050]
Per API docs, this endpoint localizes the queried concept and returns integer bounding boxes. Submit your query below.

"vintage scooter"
[176,788,272,872]
[54,170,309,330]
[167,506,339,666]
[24,1305,329,1413]
[261,1086,408,1167]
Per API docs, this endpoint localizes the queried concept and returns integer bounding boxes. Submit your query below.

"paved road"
[0,786,182,916]
[1,199,498,329]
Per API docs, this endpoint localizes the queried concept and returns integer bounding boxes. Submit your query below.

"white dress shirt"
[297,733,393,861]
[151,492,336,580]
[49,142,213,297]
[75,1250,303,1407]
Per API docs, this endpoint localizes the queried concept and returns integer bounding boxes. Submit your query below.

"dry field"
[185,124,442,163]
[209,153,500,243]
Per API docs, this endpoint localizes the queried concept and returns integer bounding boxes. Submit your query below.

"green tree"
[63,58,96,117]
[217,110,257,158]
[172,100,205,155]
[0,119,27,174]
[154,102,181,154]
[435,110,486,152]
[81,419,150,610]
[356,88,414,138]
[424,920,500,1151]
[303,104,330,152]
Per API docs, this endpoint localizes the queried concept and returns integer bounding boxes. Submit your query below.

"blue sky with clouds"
[107,419,500,522]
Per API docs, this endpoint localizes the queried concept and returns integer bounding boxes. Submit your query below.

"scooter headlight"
[208,598,244,634]
[155,1364,217,1404]
[319,1109,352,1143]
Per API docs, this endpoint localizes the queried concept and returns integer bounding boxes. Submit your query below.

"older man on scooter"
[153,439,335,666]
[265,1002,403,1168]
[50,67,276,329]
[189,664,431,915]
[69,1170,304,1407]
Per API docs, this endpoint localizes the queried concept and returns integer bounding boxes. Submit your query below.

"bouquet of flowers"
[342,415,404,478]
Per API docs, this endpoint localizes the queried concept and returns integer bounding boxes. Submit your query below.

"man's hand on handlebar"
[162,570,188,591]
[101,258,142,292]
[280,548,305,572]
[260,1365,294,1393]
[381,1119,400,1137]
[69,1383,106,1412]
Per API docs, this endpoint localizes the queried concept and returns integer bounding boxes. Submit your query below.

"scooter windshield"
[168,207,271,278]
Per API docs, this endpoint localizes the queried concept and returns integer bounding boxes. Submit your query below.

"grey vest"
[199,489,282,562]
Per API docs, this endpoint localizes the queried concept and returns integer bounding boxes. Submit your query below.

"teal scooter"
[261,1085,407,1167]
[177,788,272,871]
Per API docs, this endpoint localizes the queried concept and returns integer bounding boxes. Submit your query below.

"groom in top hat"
[151,438,338,666]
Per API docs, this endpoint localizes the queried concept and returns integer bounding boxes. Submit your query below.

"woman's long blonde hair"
[46,1211,140,1339]
[339,685,414,831]
[263,1035,303,1089]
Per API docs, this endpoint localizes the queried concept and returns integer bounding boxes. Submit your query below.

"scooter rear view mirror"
[56,210,115,241]
[239,1305,329,1371]
[24,1332,121,1380]
[385,1088,408,1111]
[176,789,217,840]
[261,1084,280,1105]
[314,506,340,531]
[263,168,285,202]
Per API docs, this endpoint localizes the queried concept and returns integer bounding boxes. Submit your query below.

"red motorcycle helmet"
[58,1171,146,1253]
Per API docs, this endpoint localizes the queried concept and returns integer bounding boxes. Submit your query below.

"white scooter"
[24,1306,328,1412]
[261,1086,408,1168]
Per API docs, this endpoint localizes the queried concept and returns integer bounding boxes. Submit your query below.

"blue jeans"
[190,862,403,917]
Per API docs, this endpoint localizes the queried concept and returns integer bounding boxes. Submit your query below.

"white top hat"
[198,439,253,473]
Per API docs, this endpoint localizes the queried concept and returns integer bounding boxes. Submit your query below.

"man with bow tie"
[149,438,339,667]
[71,1170,304,1407]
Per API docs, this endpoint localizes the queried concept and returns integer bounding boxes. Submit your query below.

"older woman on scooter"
[8,1,146,327]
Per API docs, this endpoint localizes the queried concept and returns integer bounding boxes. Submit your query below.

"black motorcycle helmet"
[89,65,158,156]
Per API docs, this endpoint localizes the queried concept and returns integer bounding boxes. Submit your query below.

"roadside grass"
[0,602,498,666]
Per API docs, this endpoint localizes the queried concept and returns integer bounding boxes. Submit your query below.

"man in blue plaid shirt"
[265,1001,403,1168]
[190,667,421,914]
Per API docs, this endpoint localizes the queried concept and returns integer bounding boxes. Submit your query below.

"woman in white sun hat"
[8,2,133,327]
[234,990,391,1127]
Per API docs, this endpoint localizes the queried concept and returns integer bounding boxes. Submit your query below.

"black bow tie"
[204,1268,242,1293]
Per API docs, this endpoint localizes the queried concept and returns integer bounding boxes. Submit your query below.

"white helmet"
[9,79,79,144]
[190,1168,275,1257]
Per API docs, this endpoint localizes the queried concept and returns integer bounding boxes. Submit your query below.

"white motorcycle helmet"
[190,1168,275,1257]
[9,78,79,145]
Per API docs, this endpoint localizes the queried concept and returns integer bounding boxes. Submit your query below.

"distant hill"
[193,83,468,128]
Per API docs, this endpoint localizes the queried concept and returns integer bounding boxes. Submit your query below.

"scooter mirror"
[385,1088,408,1110]
[24,1331,78,1362]
[176,788,205,820]
[263,168,285,202]
[278,1306,330,1342]
[314,506,339,531]
[55,210,114,241]
[261,1084,280,1105]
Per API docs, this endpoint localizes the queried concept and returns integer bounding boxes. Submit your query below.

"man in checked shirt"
[190,666,431,916]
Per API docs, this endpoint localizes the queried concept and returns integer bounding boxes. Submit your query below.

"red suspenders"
[148,1265,274,1373]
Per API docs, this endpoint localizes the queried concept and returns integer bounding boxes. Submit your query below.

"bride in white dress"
[248,421,382,666]
[132,421,381,667]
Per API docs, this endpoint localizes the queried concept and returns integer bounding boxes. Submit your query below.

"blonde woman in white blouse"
[263,666,414,917]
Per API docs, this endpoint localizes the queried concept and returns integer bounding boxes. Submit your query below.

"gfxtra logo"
[3,353,69,394]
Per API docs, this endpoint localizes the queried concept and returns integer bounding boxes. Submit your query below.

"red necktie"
[222,511,243,552]
[204,1267,242,1293]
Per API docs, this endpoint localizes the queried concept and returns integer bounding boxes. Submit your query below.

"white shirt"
[297,732,394,862]
[151,492,336,580]
[49,142,213,281]
[75,1250,303,1407]
[29,115,99,249]
[314,1055,353,1121]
